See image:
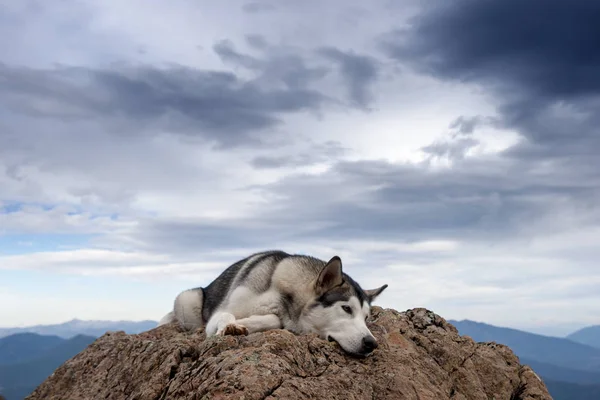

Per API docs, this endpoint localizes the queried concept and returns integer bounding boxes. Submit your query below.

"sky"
[1,0,599,337]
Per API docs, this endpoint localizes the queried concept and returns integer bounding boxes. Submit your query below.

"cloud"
[449,116,501,136]
[317,47,381,109]
[213,39,382,109]
[212,39,330,91]
[421,137,480,162]
[251,140,347,169]
[383,0,600,100]
[1,38,384,154]
[0,203,124,235]
[107,139,599,268]
[242,2,276,14]
[0,248,226,280]
[248,157,598,247]
[0,63,327,148]
[245,34,269,50]
[372,0,600,237]
[381,0,600,157]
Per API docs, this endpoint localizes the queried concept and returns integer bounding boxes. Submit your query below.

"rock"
[26,307,552,400]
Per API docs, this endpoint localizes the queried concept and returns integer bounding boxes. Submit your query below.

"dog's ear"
[316,256,344,293]
[364,284,388,303]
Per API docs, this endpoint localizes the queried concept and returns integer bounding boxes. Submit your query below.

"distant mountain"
[544,380,600,400]
[0,333,64,365]
[567,325,600,350]
[0,319,158,339]
[520,357,600,385]
[0,333,96,400]
[449,319,600,373]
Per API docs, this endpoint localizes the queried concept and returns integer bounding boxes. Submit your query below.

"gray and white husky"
[158,250,388,357]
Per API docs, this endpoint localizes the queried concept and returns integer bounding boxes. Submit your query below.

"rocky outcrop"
[26,307,552,400]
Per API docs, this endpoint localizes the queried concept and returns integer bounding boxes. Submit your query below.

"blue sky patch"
[0,234,97,255]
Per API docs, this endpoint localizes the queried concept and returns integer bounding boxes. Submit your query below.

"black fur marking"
[239,250,290,283]
[201,251,291,322]
[343,273,370,305]
[317,290,351,307]
[281,292,300,321]
[316,273,369,308]
[201,256,249,323]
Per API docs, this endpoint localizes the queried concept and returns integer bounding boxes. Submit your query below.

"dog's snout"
[362,336,378,353]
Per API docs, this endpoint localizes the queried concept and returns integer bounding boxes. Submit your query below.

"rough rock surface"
[27,307,552,400]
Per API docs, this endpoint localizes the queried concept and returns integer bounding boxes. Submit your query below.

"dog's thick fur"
[159,250,388,356]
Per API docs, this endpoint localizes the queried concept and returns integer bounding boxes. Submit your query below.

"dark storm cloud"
[383,0,600,101]
[317,47,380,109]
[381,0,600,161]
[0,63,326,147]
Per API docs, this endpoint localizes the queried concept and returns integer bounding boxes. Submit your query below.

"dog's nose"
[362,336,378,353]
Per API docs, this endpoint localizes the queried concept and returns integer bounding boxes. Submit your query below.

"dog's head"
[301,255,388,357]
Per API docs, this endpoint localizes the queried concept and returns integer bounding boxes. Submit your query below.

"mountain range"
[0,333,96,400]
[566,325,600,349]
[450,319,600,400]
[0,319,158,400]
[0,319,158,339]
[0,317,599,399]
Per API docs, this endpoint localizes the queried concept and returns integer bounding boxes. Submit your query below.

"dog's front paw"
[220,323,249,336]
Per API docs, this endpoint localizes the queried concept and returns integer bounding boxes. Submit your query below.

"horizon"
[0,310,594,339]
[2,0,600,335]
[0,317,159,328]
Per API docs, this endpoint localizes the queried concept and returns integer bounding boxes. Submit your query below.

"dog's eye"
[341,305,352,314]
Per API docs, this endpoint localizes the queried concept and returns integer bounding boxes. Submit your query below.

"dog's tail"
[157,311,175,326]
[158,288,205,331]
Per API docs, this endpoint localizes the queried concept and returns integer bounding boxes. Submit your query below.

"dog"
[158,250,388,357]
